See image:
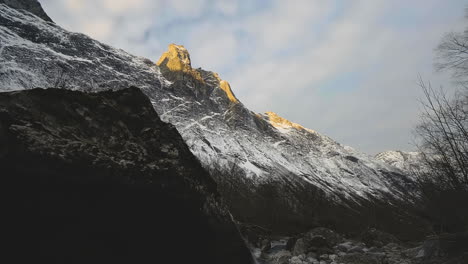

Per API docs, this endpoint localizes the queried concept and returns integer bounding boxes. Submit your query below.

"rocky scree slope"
[255,227,468,264]
[0,1,426,238]
[0,87,254,264]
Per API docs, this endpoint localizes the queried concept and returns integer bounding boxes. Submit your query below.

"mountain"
[0,1,426,239]
[1,87,255,264]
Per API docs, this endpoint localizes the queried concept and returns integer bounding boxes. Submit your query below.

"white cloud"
[66,0,84,11]
[169,0,207,16]
[188,23,239,71]
[241,1,331,58]
[229,1,389,108]
[213,0,238,16]
[101,0,148,13]
[81,18,113,40]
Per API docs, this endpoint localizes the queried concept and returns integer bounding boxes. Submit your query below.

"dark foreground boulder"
[359,228,399,248]
[306,227,343,247]
[0,87,254,264]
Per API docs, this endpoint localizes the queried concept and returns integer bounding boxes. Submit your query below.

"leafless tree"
[434,8,468,87]
[415,77,468,191]
[414,81,468,232]
[414,12,468,232]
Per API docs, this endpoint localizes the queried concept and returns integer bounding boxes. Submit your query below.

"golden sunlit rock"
[157,43,204,83]
[212,72,239,103]
[265,111,315,132]
[157,44,239,103]
[219,80,238,103]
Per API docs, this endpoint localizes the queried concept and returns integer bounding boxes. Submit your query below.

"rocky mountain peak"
[157,44,192,69]
[157,43,204,83]
[157,43,239,103]
[264,111,315,133]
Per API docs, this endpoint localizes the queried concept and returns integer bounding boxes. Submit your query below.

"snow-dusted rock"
[292,238,308,256]
[375,150,424,173]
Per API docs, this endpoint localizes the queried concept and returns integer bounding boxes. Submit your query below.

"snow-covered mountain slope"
[0,2,426,238]
[154,44,412,202]
[375,150,425,173]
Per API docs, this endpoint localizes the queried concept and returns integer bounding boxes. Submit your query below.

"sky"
[40,0,466,154]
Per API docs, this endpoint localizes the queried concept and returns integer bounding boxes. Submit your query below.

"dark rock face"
[0,0,52,22]
[0,87,254,264]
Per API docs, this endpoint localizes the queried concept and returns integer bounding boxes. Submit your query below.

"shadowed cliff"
[0,87,254,264]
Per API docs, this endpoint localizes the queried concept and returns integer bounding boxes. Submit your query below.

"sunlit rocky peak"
[157,43,238,103]
[156,43,204,83]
